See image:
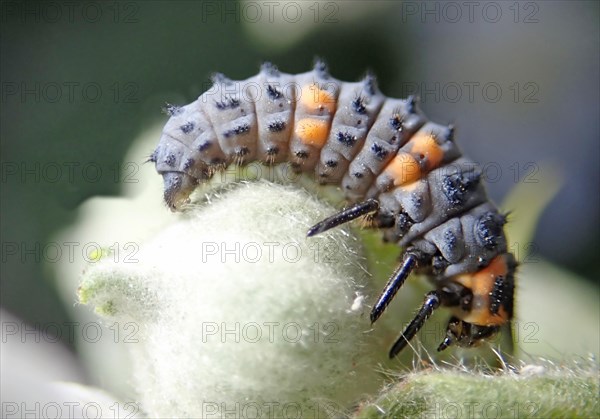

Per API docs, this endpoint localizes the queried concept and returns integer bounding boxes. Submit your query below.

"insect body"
[151,61,516,358]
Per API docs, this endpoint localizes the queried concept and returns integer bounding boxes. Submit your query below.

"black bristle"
[352,96,367,115]
[407,95,418,114]
[337,131,357,147]
[146,149,158,164]
[447,124,455,142]
[371,143,388,160]
[163,103,183,116]
[389,114,404,132]
[164,153,176,167]
[267,120,286,132]
[223,123,250,138]
[197,141,212,152]
[266,84,283,100]
[313,59,329,78]
[261,62,280,77]
[211,72,232,85]
[215,97,240,110]
[363,71,378,96]
[183,158,195,171]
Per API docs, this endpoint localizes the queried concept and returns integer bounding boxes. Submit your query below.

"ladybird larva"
[151,61,516,358]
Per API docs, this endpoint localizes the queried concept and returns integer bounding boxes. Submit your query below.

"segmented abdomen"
[152,62,501,276]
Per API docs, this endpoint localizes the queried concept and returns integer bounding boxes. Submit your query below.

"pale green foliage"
[354,362,599,418]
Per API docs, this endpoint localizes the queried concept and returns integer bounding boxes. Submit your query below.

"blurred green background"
[1,0,598,355]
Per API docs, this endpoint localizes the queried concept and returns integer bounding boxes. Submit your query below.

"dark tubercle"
[223,123,250,138]
[337,131,357,147]
[267,120,286,132]
[215,97,240,110]
[389,114,404,132]
[164,153,176,167]
[197,141,212,152]
[352,96,367,115]
[371,143,388,160]
[442,170,482,207]
[183,158,195,171]
[476,212,506,250]
[180,121,195,134]
[266,85,283,100]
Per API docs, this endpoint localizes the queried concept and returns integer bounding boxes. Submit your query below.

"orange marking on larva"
[410,132,444,171]
[453,255,509,325]
[295,118,330,147]
[300,83,336,114]
[383,153,421,186]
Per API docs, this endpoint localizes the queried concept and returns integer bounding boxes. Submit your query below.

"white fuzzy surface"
[80,181,382,418]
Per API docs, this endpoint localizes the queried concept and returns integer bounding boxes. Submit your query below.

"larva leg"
[389,290,441,358]
[370,250,420,324]
[437,317,500,352]
[306,199,379,237]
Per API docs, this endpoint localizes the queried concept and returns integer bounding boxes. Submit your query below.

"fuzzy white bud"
[79,181,382,418]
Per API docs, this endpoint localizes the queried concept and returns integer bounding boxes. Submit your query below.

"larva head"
[162,172,197,211]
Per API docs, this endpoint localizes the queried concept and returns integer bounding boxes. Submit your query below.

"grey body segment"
[341,98,427,201]
[369,121,459,198]
[424,217,466,264]
[396,157,487,245]
[201,74,259,164]
[188,104,227,169]
[155,101,213,179]
[315,76,386,184]
[411,202,508,277]
[250,63,297,164]
[288,66,341,171]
